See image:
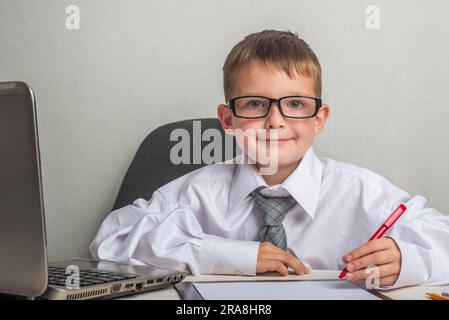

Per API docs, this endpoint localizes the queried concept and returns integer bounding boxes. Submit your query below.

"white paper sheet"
[193,280,381,300]
[185,269,340,282]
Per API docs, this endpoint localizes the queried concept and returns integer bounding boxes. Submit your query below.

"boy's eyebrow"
[284,91,311,96]
[238,91,312,97]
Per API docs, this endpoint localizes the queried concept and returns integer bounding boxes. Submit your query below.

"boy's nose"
[265,103,286,129]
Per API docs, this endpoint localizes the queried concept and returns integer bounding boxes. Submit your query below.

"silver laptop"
[0,81,187,300]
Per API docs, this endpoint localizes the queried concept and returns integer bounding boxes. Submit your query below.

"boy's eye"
[287,100,305,108]
[246,100,266,108]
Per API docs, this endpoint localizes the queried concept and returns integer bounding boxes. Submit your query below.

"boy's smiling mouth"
[257,138,294,145]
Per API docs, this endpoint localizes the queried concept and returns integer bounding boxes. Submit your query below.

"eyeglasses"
[227,95,322,119]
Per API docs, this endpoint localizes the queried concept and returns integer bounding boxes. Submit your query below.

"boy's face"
[218,61,329,172]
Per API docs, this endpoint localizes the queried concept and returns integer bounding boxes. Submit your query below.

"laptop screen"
[0,82,49,297]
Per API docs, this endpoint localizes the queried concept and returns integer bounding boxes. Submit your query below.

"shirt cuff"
[377,238,428,290]
[199,234,260,276]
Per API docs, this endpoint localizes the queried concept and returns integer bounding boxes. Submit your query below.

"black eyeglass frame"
[226,95,322,119]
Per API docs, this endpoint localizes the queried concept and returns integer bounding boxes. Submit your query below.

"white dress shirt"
[90,147,449,289]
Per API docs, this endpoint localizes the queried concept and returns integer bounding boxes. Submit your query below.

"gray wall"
[1,0,448,259]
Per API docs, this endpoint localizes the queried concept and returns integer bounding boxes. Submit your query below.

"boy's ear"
[314,104,330,134]
[217,104,234,130]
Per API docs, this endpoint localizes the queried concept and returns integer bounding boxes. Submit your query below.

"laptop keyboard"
[48,266,138,287]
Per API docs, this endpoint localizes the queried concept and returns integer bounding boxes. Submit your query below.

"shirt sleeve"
[378,192,449,290]
[89,191,260,276]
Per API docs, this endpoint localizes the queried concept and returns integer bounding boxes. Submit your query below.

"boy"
[90,30,449,289]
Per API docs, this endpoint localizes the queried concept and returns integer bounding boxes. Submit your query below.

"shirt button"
[213,266,221,273]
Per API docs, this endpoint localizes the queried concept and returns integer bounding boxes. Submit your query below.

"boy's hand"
[256,242,309,276]
[342,237,402,286]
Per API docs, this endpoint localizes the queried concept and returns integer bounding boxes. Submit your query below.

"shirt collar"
[228,147,323,219]
[228,154,268,212]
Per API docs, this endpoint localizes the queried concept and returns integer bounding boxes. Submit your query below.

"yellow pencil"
[426,293,449,300]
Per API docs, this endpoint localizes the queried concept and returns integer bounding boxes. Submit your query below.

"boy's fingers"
[343,238,392,263]
[258,242,285,260]
[259,247,289,260]
[346,250,393,272]
[286,255,309,275]
[275,261,289,276]
[258,242,309,275]
[260,251,308,274]
[272,253,308,275]
[346,263,400,282]
[259,260,288,276]
[380,275,399,287]
[271,245,308,274]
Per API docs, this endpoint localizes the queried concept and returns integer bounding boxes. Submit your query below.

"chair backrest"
[112,118,237,210]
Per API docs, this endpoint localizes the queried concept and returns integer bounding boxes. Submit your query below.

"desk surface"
[120,270,449,300]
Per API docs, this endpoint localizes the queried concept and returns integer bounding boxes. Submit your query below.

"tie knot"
[251,187,296,226]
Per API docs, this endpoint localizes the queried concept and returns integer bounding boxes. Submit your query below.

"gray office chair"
[112,118,237,210]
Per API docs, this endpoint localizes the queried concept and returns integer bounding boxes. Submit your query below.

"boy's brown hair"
[223,30,322,102]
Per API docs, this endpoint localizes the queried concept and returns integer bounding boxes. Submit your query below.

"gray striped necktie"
[251,187,297,251]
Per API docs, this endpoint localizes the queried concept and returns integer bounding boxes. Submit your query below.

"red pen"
[338,203,407,280]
